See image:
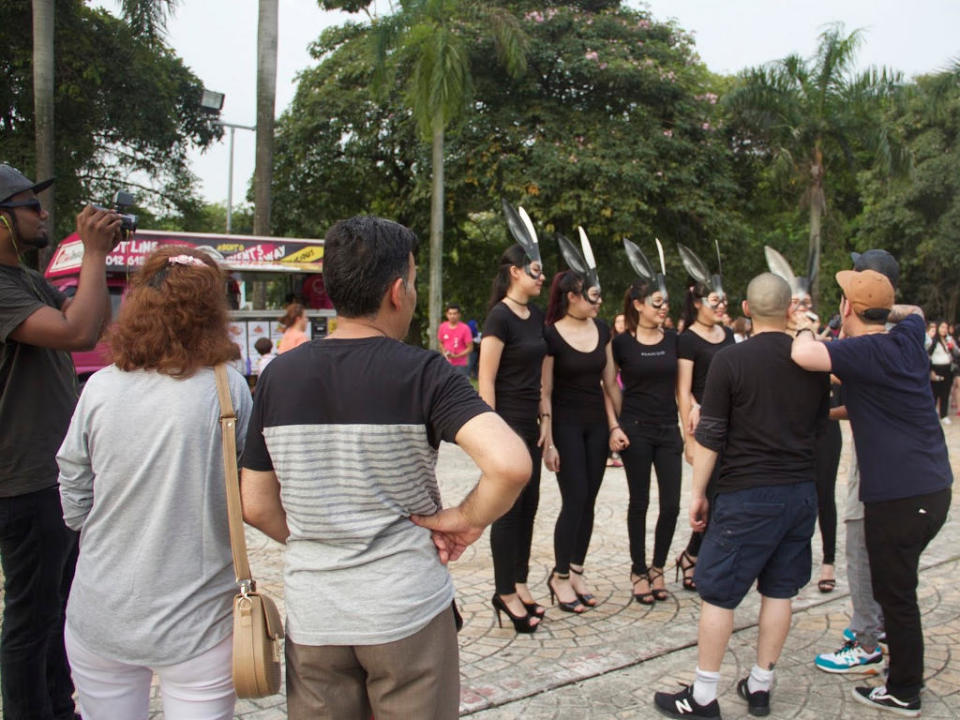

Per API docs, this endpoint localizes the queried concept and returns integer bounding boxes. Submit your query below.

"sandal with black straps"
[648,566,670,601]
[631,572,655,605]
[569,565,598,607]
[674,550,697,592]
[547,571,586,614]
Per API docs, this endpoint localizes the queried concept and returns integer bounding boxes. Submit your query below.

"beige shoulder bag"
[214,364,283,698]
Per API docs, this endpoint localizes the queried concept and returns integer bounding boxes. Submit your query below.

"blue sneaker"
[843,627,887,645]
[815,640,883,674]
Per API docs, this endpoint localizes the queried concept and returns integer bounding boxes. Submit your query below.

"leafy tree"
[724,23,907,303]
[857,65,960,320]
[272,2,746,341]
[1,0,222,254]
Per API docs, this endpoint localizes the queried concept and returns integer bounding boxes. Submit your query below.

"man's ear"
[741,299,751,318]
[840,296,853,318]
[388,276,406,310]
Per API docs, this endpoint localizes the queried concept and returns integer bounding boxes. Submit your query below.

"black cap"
[0,164,54,206]
[851,249,899,290]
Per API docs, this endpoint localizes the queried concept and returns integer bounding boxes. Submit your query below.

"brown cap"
[836,269,895,315]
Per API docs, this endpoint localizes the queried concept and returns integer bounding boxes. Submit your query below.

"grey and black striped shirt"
[243,336,489,646]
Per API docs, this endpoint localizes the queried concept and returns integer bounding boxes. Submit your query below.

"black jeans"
[552,421,608,573]
[490,420,542,595]
[864,487,950,699]
[930,364,952,418]
[0,486,78,720]
[620,421,682,574]
[814,420,842,565]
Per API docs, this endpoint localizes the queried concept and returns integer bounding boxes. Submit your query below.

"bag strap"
[214,364,253,587]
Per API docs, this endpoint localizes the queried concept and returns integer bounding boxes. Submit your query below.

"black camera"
[94,191,138,238]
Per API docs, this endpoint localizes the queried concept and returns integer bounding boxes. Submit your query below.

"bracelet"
[795,328,815,338]
[609,424,621,433]
[548,444,555,450]
[540,413,550,419]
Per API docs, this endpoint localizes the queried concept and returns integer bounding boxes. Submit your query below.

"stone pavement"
[214,422,960,720]
[2,422,954,718]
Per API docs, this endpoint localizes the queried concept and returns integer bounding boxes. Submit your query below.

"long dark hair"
[681,287,700,330]
[487,244,528,312]
[546,271,582,325]
[622,279,654,334]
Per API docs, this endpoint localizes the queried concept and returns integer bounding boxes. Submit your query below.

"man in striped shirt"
[241,215,530,720]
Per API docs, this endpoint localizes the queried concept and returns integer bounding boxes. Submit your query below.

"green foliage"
[857,66,960,321]
[0,0,221,242]
[273,1,746,336]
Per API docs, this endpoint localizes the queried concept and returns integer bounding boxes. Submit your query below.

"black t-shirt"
[613,329,678,424]
[482,302,547,424]
[0,265,78,496]
[678,326,735,403]
[545,318,610,425]
[827,314,953,503]
[695,332,829,494]
[243,336,491,471]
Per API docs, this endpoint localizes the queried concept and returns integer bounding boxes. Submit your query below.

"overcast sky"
[93,0,960,209]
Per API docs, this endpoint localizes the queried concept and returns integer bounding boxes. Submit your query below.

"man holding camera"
[0,164,121,719]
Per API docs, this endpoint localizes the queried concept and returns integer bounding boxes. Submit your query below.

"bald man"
[654,274,830,720]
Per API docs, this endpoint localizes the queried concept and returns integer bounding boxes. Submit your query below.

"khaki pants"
[286,607,459,720]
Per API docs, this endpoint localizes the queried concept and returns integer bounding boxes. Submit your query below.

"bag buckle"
[239,579,257,597]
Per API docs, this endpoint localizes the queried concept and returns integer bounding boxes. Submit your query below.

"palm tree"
[373,0,527,348]
[725,24,907,302]
[254,0,278,239]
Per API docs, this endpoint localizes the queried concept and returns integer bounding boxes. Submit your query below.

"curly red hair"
[109,245,238,377]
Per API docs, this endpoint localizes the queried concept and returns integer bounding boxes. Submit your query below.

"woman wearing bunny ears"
[541,228,621,613]
[675,243,735,591]
[607,239,683,604]
[478,201,549,633]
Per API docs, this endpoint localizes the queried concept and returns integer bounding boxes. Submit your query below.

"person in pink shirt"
[438,303,473,375]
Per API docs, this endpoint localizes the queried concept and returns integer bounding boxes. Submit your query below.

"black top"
[0,265,78,496]
[482,302,547,425]
[695,332,829,494]
[613,329,678,424]
[545,318,610,425]
[243,336,490,470]
[678,326,735,403]
[826,314,953,503]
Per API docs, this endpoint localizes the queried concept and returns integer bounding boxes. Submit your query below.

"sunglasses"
[0,198,43,213]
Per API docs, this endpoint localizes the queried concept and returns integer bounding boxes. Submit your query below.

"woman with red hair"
[57,245,252,719]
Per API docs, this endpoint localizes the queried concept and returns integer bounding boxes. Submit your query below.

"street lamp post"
[220,122,256,233]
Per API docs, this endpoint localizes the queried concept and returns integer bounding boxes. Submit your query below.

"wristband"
[795,328,815,338]
[609,424,621,433]
[539,413,550,419]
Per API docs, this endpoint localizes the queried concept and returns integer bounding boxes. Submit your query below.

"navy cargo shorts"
[694,482,817,610]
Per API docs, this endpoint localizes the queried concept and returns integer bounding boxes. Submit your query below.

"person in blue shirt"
[792,269,952,718]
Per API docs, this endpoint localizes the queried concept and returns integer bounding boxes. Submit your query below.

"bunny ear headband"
[678,241,724,298]
[557,227,601,302]
[764,245,818,297]
[623,238,668,298]
[501,198,542,271]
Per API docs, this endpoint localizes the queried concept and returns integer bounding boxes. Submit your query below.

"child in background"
[254,337,276,375]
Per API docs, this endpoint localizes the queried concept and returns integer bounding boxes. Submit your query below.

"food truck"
[44,229,334,383]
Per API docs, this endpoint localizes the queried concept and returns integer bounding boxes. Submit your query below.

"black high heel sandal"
[547,572,586,614]
[648,566,670,601]
[568,565,598,606]
[491,594,539,633]
[674,551,697,592]
[522,601,546,618]
[631,572,655,605]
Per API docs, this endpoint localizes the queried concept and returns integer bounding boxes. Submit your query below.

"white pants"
[65,624,236,720]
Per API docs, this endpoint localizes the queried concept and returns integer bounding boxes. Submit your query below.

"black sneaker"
[851,686,921,717]
[653,684,722,719]
[736,677,770,717]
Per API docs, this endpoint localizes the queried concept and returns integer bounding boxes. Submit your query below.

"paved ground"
[2,421,956,718]
[216,421,960,719]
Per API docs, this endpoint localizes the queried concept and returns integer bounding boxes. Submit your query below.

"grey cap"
[0,164,54,205]
[851,249,899,289]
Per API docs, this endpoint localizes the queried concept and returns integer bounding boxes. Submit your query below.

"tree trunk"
[32,0,55,268]
[808,147,825,306]
[253,0,278,309]
[428,119,444,351]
